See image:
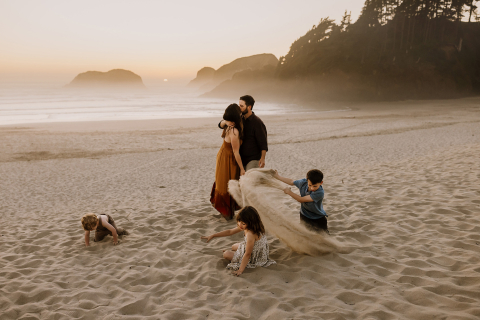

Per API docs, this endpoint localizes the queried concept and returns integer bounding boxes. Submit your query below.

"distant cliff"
[188,54,278,92]
[188,67,215,88]
[66,69,146,89]
[202,1,480,102]
[201,65,276,99]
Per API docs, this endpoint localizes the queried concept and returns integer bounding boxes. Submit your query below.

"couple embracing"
[210,95,268,220]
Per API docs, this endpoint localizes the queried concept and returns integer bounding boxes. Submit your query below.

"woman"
[210,103,245,220]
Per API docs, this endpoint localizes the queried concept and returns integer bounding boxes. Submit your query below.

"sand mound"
[229,169,345,255]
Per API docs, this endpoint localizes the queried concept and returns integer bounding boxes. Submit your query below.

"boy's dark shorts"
[300,213,329,234]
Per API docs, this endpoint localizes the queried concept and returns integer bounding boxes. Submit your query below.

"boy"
[81,213,128,246]
[273,169,329,234]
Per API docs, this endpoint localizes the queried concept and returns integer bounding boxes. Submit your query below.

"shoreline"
[0,96,480,131]
[1,95,478,132]
[0,106,352,129]
[4,95,479,130]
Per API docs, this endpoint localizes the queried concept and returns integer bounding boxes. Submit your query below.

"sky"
[0,0,364,84]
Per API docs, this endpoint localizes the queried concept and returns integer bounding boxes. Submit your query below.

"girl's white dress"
[226,234,276,270]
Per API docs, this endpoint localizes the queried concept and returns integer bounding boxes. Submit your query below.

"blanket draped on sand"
[228,169,344,255]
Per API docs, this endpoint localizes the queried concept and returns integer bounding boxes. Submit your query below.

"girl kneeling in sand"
[201,206,276,276]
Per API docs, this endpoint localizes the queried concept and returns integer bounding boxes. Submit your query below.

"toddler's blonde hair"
[81,213,98,231]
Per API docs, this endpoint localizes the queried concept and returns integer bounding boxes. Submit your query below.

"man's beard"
[241,109,248,115]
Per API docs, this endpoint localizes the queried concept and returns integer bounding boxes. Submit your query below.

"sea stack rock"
[189,54,278,92]
[213,53,278,83]
[66,69,146,89]
[188,67,215,87]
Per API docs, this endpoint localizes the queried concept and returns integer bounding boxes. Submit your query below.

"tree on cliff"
[206,0,480,101]
[273,0,480,98]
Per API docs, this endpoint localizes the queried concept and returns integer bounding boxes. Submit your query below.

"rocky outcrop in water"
[66,69,146,89]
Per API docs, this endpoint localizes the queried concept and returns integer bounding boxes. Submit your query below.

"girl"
[210,103,245,220]
[201,206,276,276]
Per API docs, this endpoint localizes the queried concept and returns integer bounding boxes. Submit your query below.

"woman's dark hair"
[236,206,265,237]
[222,103,243,139]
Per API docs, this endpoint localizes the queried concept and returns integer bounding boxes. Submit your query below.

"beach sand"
[1,97,480,319]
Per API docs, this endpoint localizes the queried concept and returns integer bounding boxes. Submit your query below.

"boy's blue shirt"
[293,178,327,219]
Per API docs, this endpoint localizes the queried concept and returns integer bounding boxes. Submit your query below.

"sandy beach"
[1,97,480,319]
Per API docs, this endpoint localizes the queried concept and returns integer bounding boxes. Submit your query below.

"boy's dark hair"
[236,206,265,237]
[307,169,323,184]
[240,95,255,110]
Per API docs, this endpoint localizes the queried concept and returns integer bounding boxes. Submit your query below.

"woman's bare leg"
[231,243,240,251]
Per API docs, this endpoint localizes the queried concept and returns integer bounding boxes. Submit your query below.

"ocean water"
[0,85,298,126]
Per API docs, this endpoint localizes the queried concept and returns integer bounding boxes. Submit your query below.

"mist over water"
[0,83,301,126]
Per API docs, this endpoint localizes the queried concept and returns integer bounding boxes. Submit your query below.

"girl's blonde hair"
[81,213,98,231]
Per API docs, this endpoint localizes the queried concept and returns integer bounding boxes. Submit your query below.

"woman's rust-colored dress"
[210,139,240,220]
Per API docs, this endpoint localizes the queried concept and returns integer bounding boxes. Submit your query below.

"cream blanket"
[228,168,343,255]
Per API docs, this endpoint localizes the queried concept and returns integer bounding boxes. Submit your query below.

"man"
[218,95,268,171]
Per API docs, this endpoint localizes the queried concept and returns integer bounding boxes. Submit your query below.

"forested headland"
[203,0,480,102]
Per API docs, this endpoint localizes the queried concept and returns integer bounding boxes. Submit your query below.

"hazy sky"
[0,0,364,84]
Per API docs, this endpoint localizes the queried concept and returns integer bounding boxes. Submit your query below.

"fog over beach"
[1,0,480,319]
